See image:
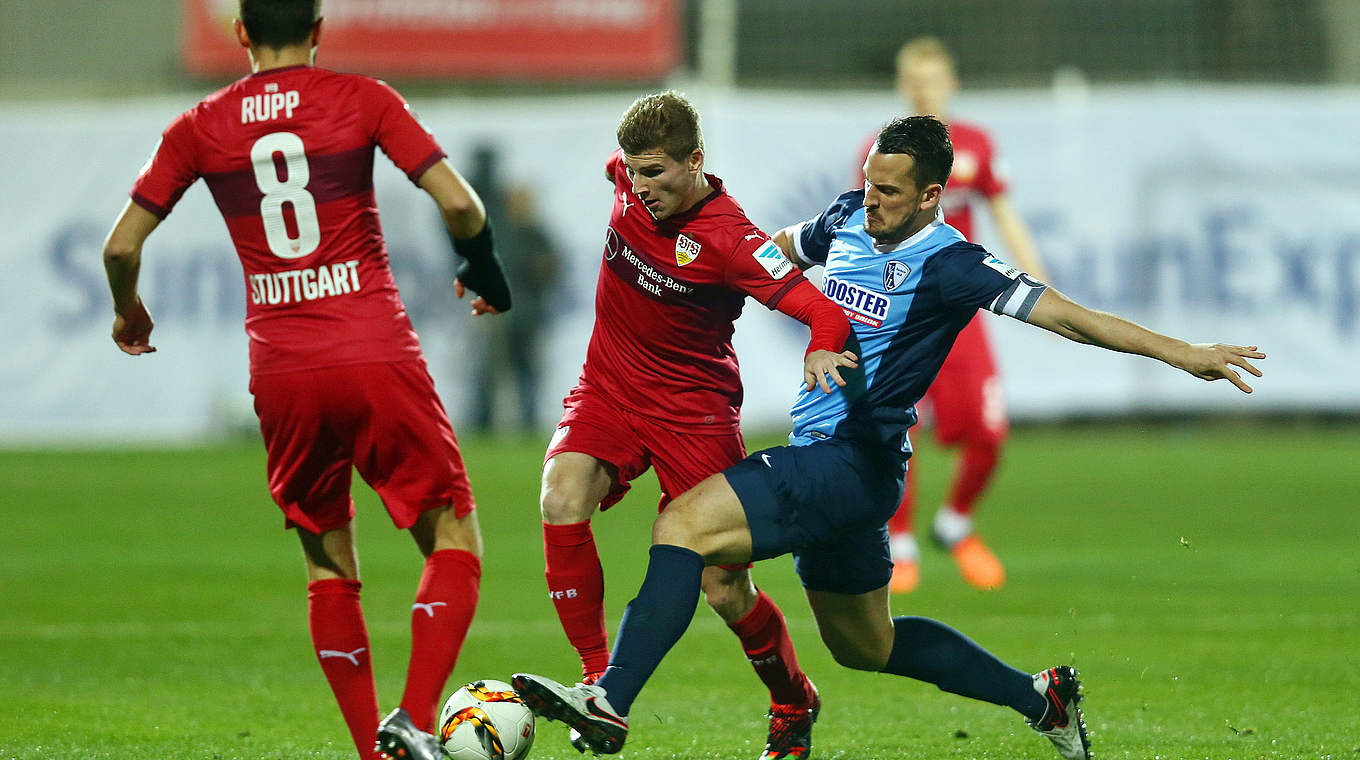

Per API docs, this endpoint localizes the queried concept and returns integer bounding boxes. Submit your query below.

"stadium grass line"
[0,617,580,641]
[2,427,1357,759]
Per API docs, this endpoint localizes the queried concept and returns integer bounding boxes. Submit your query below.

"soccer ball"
[438,679,535,760]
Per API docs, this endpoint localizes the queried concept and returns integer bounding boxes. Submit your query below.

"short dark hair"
[616,90,704,162]
[875,115,953,189]
[239,0,319,49]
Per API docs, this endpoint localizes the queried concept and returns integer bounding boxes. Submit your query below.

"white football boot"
[512,673,628,754]
[1027,666,1091,759]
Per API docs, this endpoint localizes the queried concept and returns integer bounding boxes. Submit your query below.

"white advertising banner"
[2,86,1355,443]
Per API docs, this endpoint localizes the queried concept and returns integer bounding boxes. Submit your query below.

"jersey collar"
[656,173,725,228]
[249,64,311,78]
[872,206,945,254]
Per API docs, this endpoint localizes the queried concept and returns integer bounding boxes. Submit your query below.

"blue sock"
[882,616,1047,720]
[596,544,704,716]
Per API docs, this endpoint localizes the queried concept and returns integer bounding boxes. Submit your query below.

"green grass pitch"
[2,424,1357,759]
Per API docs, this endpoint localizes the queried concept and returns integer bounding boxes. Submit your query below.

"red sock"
[947,440,1001,516]
[543,521,609,679]
[728,590,814,707]
[308,578,381,760]
[888,465,916,534]
[400,548,481,732]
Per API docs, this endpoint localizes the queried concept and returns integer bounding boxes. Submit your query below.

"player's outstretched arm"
[418,160,511,315]
[1024,288,1265,393]
[103,200,162,355]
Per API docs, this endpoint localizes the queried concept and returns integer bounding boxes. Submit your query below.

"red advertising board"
[182,0,679,79]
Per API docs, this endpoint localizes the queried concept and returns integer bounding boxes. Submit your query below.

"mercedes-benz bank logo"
[604,227,621,261]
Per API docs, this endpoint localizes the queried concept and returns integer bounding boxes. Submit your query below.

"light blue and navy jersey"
[787,189,1047,455]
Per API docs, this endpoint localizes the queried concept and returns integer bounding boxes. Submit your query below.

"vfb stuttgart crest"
[884,260,911,291]
[675,234,702,266]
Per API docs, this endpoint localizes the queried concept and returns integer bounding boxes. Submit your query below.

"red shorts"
[545,383,746,512]
[250,359,474,534]
[920,315,1009,447]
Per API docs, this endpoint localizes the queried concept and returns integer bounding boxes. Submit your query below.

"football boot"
[375,707,444,760]
[760,680,820,759]
[1027,666,1091,759]
[945,533,1006,590]
[888,558,921,594]
[512,673,628,755]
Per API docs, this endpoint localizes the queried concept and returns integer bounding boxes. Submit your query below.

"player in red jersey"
[100,3,509,759]
[539,91,852,760]
[857,37,1053,593]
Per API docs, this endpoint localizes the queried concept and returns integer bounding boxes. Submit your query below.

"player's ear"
[310,17,324,48]
[687,148,704,174]
[234,18,251,49]
[920,182,943,210]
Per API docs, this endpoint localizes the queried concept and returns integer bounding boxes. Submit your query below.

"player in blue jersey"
[511,116,1265,760]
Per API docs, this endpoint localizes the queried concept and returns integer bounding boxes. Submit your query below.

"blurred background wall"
[2,0,1357,442]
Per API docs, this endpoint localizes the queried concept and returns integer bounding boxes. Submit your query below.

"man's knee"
[299,525,359,582]
[699,566,757,621]
[540,454,610,524]
[823,635,888,672]
[652,495,706,548]
[960,428,1005,453]
[651,503,687,546]
[539,485,595,524]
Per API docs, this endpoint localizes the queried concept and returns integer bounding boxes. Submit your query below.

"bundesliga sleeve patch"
[751,240,794,280]
[981,255,1021,279]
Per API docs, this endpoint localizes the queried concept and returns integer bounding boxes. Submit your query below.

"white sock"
[932,505,974,547]
[889,532,920,562]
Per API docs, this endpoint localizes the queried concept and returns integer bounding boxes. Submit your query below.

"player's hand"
[454,279,500,316]
[1176,343,1265,393]
[454,254,512,315]
[804,349,858,394]
[112,298,157,355]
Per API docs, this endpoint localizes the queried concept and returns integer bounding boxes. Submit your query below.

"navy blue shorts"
[724,437,906,595]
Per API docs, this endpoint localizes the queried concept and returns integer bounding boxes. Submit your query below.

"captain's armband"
[988,274,1047,321]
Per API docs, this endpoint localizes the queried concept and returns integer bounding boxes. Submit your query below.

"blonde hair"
[616,90,704,162]
[896,36,956,76]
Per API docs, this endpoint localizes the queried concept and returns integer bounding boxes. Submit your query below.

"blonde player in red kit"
[538,91,853,760]
[859,37,1053,593]
[100,3,509,759]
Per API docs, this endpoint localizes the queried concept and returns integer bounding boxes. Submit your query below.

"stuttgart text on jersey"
[248,260,361,306]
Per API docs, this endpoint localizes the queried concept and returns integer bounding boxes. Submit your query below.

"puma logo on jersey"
[619,193,634,217]
[413,602,448,618]
[318,647,367,666]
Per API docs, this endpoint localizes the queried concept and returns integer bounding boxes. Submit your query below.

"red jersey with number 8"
[129,65,445,375]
